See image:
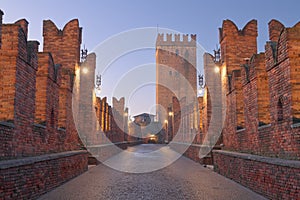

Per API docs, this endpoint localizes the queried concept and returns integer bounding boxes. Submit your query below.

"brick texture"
[43,19,82,151]
[156,34,197,124]
[0,151,88,200]
[0,10,88,199]
[212,19,300,200]
[163,19,300,200]
[217,19,300,159]
[214,150,299,200]
[94,96,127,144]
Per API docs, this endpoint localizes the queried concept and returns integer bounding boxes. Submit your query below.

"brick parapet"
[219,19,257,74]
[0,151,88,199]
[218,19,300,161]
[43,19,81,131]
[213,150,300,200]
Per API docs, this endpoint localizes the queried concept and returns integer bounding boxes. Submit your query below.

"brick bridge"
[0,9,299,200]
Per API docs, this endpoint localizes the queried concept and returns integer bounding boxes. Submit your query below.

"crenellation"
[241,20,258,37]
[191,34,196,41]
[0,7,299,200]
[0,10,133,199]
[220,19,258,40]
[241,52,271,133]
[156,33,196,46]
[182,34,188,43]
[156,32,197,124]
[265,41,277,71]
[0,11,88,197]
[285,22,300,122]
[43,20,59,37]
[27,41,39,68]
[219,19,257,74]
[43,19,82,133]
[174,33,180,41]
[166,33,172,42]
[14,19,29,39]
[268,19,284,42]
[216,22,300,199]
[276,28,288,64]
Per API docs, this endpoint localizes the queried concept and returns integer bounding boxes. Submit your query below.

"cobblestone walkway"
[38,144,267,200]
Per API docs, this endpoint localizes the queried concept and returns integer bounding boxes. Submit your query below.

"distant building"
[129,113,164,143]
[133,113,155,126]
[156,33,197,124]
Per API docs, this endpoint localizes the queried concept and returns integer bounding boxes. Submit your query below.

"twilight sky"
[1,0,300,118]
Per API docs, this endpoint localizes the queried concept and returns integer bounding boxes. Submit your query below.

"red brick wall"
[223,70,242,150]
[36,52,60,132]
[219,20,257,75]
[94,96,128,144]
[213,150,300,200]
[0,19,40,158]
[263,22,300,159]
[43,19,82,150]
[213,19,300,200]
[0,151,88,200]
[219,19,300,159]
[0,123,14,159]
[0,23,26,121]
[0,10,89,199]
[287,23,300,121]
[219,20,258,153]
[268,19,284,42]
[233,53,271,153]
[0,18,86,159]
[0,10,89,196]
[156,34,197,123]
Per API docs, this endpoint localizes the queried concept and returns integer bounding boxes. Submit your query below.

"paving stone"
[38,144,267,200]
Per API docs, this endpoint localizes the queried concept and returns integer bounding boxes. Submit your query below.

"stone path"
[38,144,267,200]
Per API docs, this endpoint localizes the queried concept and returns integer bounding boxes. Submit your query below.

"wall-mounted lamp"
[95,74,101,92]
[213,46,221,62]
[198,74,205,95]
[82,67,88,74]
[198,74,204,88]
[214,66,220,73]
[81,45,88,62]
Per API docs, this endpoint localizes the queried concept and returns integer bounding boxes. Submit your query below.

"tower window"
[169,71,172,76]
[175,49,179,56]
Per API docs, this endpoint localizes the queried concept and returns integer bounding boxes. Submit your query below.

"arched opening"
[50,109,55,128]
[277,97,283,122]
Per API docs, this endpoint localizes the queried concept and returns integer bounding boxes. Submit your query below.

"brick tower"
[156,33,197,123]
[42,19,82,149]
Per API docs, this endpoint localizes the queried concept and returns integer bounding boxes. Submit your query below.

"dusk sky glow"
[2,0,300,117]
